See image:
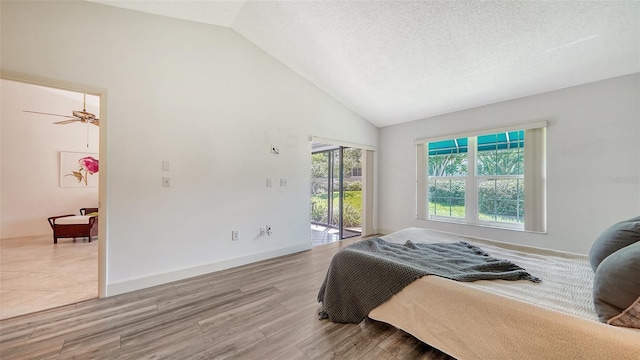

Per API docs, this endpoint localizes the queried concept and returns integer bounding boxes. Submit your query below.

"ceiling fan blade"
[23,110,75,119]
[53,119,81,125]
[90,119,99,127]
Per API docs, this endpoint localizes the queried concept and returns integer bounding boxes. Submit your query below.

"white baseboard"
[106,242,311,296]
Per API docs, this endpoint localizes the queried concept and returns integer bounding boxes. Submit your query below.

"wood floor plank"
[0,237,456,359]
[268,345,311,360]
[29,302,159,342]
[58,335,121,359]
[199,303,289,336]
[229,308,334,360]
[257,300,323,339]
[313,319,396,360]
[0,304,75,346]
[114,324,204,359]
[154,287,240,312]
[362,346,398,360]
[378,329,453,360]
[0,336,63,359]
[295,320,365,359]
[171,327,265,360]
[279,285,323,312]
[61,287,273,356]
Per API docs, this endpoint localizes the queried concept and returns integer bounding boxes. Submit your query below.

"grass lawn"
[311,191,362,210]
[429,203,465,218]
[429,202,522,223]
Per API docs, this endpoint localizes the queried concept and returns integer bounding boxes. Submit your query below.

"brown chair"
[47,213,98,244]
[80,207,99,215]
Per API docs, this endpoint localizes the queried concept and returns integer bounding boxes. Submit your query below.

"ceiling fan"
[23,93,99,127]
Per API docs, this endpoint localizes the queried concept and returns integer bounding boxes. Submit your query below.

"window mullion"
[467,136,477,224]
[417,144,427,219]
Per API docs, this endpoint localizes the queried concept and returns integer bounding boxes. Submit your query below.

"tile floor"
[0,234,98,320]
[310,224,360,247]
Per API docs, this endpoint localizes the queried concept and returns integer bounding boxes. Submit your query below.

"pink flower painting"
[66,156,99,186]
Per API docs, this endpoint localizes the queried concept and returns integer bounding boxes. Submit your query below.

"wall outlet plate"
[232,230,239,241]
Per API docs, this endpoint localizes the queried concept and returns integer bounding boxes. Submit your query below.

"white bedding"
[54,215,93,225]
[368,228,640,360]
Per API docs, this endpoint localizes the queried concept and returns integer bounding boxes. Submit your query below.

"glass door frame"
[311,146,360,240]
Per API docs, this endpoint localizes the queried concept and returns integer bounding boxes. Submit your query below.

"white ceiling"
[89,1,640,127]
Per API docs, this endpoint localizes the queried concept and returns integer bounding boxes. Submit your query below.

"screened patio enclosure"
[311,143,362,245]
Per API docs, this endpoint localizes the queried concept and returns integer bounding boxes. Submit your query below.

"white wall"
[379,74,640,254]
[1,79,99,238]
[0,1,378,294]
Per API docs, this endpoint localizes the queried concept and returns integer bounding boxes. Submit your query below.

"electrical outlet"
[260,228,266,236]
[232,230,239,241]
[162,177,171,187]
[279,178,287,186]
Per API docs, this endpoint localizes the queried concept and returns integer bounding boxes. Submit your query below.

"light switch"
[280,178,287,186]
[266,178,272,187]
[162,161,170,171]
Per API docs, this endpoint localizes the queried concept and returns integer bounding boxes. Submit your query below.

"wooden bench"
[47,214,98,244]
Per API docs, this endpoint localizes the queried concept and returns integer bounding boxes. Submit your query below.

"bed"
[360,228,640,360]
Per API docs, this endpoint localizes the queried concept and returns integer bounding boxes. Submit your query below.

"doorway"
[0,78,102,319]
[311,143,363,245]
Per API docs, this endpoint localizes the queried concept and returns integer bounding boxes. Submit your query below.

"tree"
[476,148,523,175]
[428,153,467,176]
[342,148,362,178]
[311,152,329,195]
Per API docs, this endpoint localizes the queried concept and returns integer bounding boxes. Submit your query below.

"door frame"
[310,136,376,238]
[1,69,109,298]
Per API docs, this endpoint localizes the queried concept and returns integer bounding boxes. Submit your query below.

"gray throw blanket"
[317,238,540,323]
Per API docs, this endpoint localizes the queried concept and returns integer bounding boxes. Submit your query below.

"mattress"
[368,228,640,360]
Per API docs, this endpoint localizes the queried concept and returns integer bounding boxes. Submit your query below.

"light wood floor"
[0,234,98,320]
[0,236,455,359]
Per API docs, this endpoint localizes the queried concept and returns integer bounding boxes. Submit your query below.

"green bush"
[429,178,524,223]
[478,179,523,221]
[311,201,327,222]
[311,191,362,228]
[331,203,361,228]
[428,179,465,202]
[345,181,362,191]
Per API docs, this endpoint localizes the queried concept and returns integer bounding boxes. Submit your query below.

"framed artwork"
[60,151,99,187]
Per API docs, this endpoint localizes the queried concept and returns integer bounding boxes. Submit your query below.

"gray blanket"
[317,238,540,323]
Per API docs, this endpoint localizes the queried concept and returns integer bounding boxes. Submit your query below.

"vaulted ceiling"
[89,1,640,127]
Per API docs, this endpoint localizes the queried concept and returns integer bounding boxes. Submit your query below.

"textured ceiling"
[89,1,640,127]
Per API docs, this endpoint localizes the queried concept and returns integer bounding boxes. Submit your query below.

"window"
[476,131,524,224]
[416,122,546,232]
[427,138,467,219]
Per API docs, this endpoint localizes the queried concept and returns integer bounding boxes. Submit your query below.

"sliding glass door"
[311,145,362,241]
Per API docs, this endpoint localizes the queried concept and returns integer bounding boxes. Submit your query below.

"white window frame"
[416,121,547,233]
